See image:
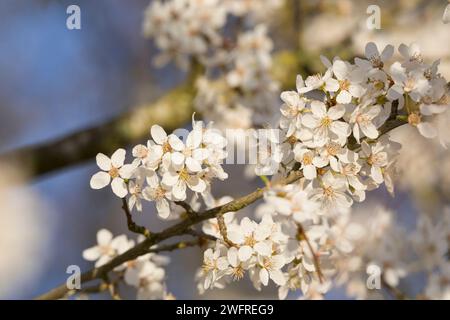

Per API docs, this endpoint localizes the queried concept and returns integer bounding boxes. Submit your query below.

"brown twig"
[121,198,151,238]
[174,201,198,217]
[217,214,237,247]
[297,223,324,283]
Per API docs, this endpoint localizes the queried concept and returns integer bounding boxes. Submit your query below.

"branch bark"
[34,169,304,300]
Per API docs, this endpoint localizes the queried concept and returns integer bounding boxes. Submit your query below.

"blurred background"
[0,0,449,299]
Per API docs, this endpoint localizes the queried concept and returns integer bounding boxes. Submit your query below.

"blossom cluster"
[198,214,289,292]
[143,0,283,69]
[143,0,281,140]
[82,229,171,300]
[90,117,228,219]
[257,42,450,207]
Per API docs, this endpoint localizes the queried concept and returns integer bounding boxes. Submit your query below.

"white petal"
[151,125,167,145]
[325,78,339,92]
[332,60,348,80]
[328,105,345,120]
[187,176,206,193]
[119,164,136,179]
[417,122,437,138]
[270,270,286,286]
[361,123,379,139]
[96,153,111,171]
[254,241,272,256]
[259,268,269,286]
[349,84,365,98]
[303,164,317,180]
[111,148,126,168]
[82,247,101,261]
[238,246,253,261]
[365,42,379,59]
[217,257,229,271]
[302,114,319,129]
[97,229,113,246]
[172,180,187,200]
[227,247,239,267]
[330,121,350,137]
[186,129,202,149]
[281,91,300,106]
[381,45,394,62]
[336,90,352,104]
[296,74,305,91]
[156,199,170,219]
[90,171,111,189]
[111,177,128,198]
[161,171,179,186]
[311,101,327,117]
[168,135,185,151]
[171,152,185,167]
[371,166,384,184]
[186,157,202,172]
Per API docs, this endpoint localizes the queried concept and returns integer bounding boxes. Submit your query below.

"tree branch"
[34,169,304,300]
[121,198,151,238]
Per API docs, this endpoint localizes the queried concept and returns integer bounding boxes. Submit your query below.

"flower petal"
[96,153,111,171]
[156,199,170,219]
[259,268,269,286]
[111,177,128,198]
[97,228,113,246]
[336,90,352,104]
[111,148,126,168]
[82,247,101,261]
[90,171,111,189]
[151,125,167,145]
[168,135,185,151]
[238,246,253,261]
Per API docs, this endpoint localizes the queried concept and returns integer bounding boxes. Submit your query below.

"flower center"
[356,113,370,125]
[262,257,274,270]
[404,78,416,92]
[155,186,166,199]
[179,168,190,181]
[408,112,421,126]
[369,56,383,69]
[232,266,245,280]
[202,260,216,273]
[244,235,257,247]
[136,146,148,159]
[411,52,423,63]
[287,135,297,145]
[339,79,350,91]
[367,153,386,166]
[326,142,340,156]
[100,245,115,256]
[342,163,358,175]
[302,153,313,165]
[323,186,335,197]
[320,116,332,127]
[108,167,119,178]
[162,141,172,153]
